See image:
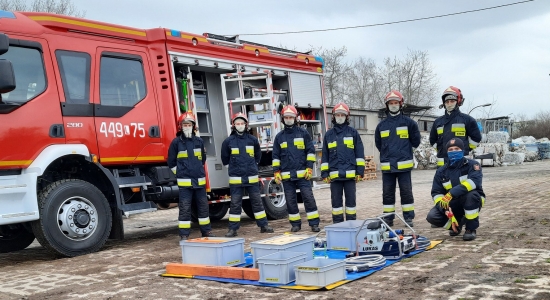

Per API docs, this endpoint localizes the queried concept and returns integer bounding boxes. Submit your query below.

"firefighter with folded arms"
[426,138,485,241]
[321,102,365,223]
[221,112,274,237]
[168,112,214,241]
[375,91,421,227]
[430,86,482,167]
[272,105,321,232]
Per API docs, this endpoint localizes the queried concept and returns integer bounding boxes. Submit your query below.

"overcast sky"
[75,0,549,119]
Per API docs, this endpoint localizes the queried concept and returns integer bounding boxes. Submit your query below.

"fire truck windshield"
[0,45,46,105]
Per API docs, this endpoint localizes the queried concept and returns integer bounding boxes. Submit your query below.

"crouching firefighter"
[168,112,214,241]
[426,138,485,241]
[221,112,274,237]
[321,102,365,223]
[272,105,321,233]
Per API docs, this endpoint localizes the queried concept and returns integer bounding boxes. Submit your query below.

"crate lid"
[253,234,313,245]
[325,220,374,230]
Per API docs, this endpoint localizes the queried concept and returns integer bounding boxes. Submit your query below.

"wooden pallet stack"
[363,155,377,180]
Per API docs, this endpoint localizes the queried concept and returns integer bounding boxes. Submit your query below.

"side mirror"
[0,60,16,94]
[0,33,8,55]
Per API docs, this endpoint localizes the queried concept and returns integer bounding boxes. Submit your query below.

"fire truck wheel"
[0,223,35,253]
[241,200,255,220]
[208,202,229,221]
[31,179,112,257]
[262,179,288,220]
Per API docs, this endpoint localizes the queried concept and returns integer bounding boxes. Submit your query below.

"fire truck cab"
[0,11,327,257]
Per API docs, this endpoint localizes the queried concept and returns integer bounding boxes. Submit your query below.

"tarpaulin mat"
[162,240,442,291]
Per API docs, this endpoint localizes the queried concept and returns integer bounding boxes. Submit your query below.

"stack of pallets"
[363,155,377,180]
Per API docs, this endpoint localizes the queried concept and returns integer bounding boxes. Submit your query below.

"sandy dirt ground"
[1,160,550,300]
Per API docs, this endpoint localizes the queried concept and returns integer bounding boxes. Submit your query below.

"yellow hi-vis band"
[177,151,188,158]
[464,208,479,220]
[461,179,476,191]
[198,217,211,225]
[437,158,445,167]
[229,177,242,184]
[328,141,337,148]
[177,178,192,186]
[437,126,443,135]
[296,170,306,178]
[442,181,452,190]
[307,154,316,162]
[380,130,390,138]
[198,177,206,186]
[171,166,177,174]
[272,159,280,167]
[343,137,354,148]
[231,148,239,155]
[356,158,365,166]
[321,163,329,171]
[396,126,409,138]
[289,213,301,221]
[249,176,259,183]
[383,205,395,213]
[229,214,241,222]
[451,123,465,132]
[254,210,267,219]
[307,211,319,219]
[329,171,339,179]
[381,162,390,171]
[346,170,356,178]
[179,221,191,229]
[433,194,444,205]
[332,207,344,215]
[246,146,254,157]
[402,204,414,212]
[345,207,357,214]
[397,160,414,169]
[282,172,291,179]
[469,137,479,149]
[280,142,288,149]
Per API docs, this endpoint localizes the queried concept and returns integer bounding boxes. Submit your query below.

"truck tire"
[0,223,35,253]
[241,200,255,220]
[262,179,288,220]
[31,179,112,257]
[191,202,229,221]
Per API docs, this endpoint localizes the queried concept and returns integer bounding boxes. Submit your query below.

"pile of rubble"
[510,136,543,162]
[413,135,438,170]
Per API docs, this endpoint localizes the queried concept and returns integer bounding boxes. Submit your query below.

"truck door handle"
[49,124,65,138]
[149,125,160,138]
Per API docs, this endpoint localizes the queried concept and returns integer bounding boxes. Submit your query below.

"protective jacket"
[272,125,316,180]
[375,112,421,173]
[168,135,206,188]
[431,157,485,205]
[429,109,482,166]
[321,123,365,180]
[221,132,261,186]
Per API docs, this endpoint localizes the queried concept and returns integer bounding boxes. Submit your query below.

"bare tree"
[377,49,438,108]
[346,57,380,109]
[0,0,85,17]
[312,46,350,106]
[479,96,500,119]
[515,110,550,139]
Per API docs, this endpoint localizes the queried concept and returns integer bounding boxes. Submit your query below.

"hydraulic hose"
[345,254,386,273]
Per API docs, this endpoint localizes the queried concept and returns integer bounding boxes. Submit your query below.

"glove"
[445,207,459,233]
[323,177,331,184]
[274,171,282,184]
[355,175,363,183]
[304,168,313,180]
[439,193,452,210]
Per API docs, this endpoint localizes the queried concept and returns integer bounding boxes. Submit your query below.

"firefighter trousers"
[178,187,211,236]
[382,171,415,220]
[330,179,356,223]
[228,184,268,230]
[426,191,481,231]
[283,179,320,227]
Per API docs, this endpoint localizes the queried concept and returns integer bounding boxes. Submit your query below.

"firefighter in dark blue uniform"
[272,105,320,232]
[429,86,482,167]
[426,138,485,241]
[167,112,214,241]
[375,91,421,227]
[321,102,365,223]
[221,112,274,237]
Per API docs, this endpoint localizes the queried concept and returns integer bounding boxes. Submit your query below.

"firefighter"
[221,112,274,237]
[167,112,214,241]
[426,138,485,241]
[321,102,365,223]
[272,105,321,232]
[429,86,482,167]
[375,91,421,227]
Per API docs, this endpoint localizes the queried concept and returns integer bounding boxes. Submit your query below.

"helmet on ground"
[441,86,464,106]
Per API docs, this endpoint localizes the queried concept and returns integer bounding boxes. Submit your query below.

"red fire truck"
[0,11,328,256]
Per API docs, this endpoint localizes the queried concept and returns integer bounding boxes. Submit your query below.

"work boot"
[405,219,414,227]
[260,226,274,233]
[225,229,238,237]
[202,231,216,237]
[290,226,301,232]
[180,235,189,241]
[449,224,463,237]
[311,225,321,232]
[463,230,477,241]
